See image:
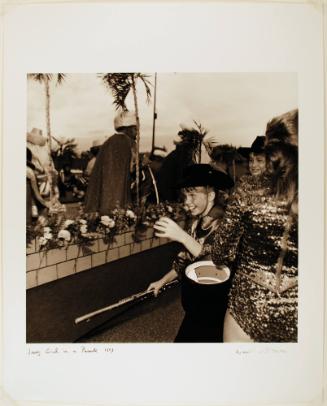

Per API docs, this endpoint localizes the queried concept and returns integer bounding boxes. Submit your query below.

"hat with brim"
[114,110,137,130]
[238,135,265,158]
[250,136,265,153]
[177,164,234,190]
[27,128,47,146]
[152,149,167,158]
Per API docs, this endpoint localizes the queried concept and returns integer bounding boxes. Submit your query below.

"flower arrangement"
[26,202,188,252]
[133,202,187,242]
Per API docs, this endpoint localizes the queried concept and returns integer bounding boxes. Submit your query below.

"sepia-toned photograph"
[3,1,325,404]
[26,72,298,344]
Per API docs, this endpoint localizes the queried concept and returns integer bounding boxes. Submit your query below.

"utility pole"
[151,73,157,153]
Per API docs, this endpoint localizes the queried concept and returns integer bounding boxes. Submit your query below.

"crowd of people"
[26,108,298,343]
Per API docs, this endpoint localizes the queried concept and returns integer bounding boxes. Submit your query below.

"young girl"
[147,164,234,342]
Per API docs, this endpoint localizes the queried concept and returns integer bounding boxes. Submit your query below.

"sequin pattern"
[211,175,298,342]
[173,208,221,278]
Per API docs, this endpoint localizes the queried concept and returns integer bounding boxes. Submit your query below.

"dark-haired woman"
[211,109,298,342]
[247,136,267,178]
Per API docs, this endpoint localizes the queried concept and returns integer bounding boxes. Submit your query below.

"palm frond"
[28,73,66,86]
[100,73,131,111]
[135,73,152,103]
[27,73,43,81]
[210,144,241,162]
[56,73,66,86]
[193,120,208,139]
[28,73,53,83]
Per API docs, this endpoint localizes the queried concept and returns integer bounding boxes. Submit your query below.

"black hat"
[238,135,265,158]
[250,136,265,153]
[177,164,234,190]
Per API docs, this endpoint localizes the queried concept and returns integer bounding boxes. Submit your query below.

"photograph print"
[26,72,298,344]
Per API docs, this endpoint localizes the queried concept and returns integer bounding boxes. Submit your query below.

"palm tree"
[192,120,208,163]
[28,73,66,199]
[51,137,79,170]
[100,73,151,207]
[210,144,243,182]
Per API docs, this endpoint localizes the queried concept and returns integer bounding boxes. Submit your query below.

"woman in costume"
[247,135,267,178]
[211,109,298,342]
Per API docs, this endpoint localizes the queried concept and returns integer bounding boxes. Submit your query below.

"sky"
[27,73,297,154]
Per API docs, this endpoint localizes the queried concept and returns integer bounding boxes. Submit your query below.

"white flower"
[63,220,74,228]
[37,215,47,226]
[101,216,115,228]
[126,209,136,219]
[100,215,110,223]
[39,236,48,247]
[44,233,53,240]
[43,227,51,234]
[108,219,115,229]
[80,225,88,234]
[79,219,87,225]
[57,229,71,241]
[167,205,173,213]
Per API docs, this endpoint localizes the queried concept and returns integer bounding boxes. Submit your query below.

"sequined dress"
[211,175,298,342]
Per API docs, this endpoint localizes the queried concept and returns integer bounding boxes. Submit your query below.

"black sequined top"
[211,174,298,342]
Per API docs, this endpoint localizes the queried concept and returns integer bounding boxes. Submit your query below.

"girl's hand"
[147,279,165,297]
[153,217,186,243]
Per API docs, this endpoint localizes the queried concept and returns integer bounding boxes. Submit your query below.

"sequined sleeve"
[197,232,217,260]
[172,216,221,279]
[171,254,187,280]
[211,180,248,266]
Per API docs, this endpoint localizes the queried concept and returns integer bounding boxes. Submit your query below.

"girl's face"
[182,186,214,217]
[249,153,266,177]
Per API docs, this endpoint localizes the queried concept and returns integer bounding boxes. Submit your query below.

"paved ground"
[27,243,182,342]
[80,284,184,343]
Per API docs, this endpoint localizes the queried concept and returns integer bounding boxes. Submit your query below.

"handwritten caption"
[235,347,287,356]
[27,346,114,357]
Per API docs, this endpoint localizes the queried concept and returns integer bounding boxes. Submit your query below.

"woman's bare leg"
[223,309,254,342]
